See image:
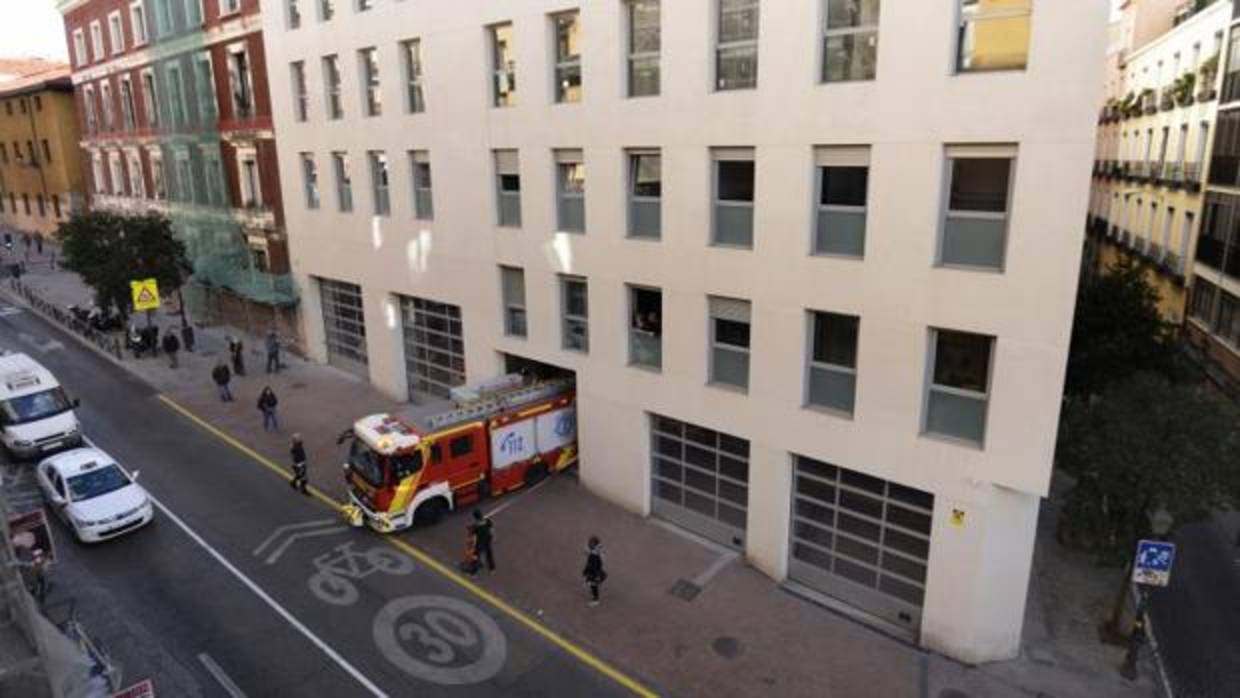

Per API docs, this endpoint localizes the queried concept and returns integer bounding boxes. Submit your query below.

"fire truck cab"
[344,377,577,532]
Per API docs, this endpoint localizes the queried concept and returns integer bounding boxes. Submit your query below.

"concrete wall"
[262,0,1106,663]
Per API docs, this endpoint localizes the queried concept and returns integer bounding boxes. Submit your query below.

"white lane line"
[483,477,551,519]
[691,551,739,588]
[252,519,341,557]
[197,652,248,698]
[148,494,388,698]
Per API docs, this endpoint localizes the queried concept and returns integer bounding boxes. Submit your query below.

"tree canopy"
[57,210,191,320]
[1056,372,1240,563]
[1064,260,1180,399]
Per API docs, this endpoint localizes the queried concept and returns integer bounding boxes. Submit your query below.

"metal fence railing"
[8,281,124,361]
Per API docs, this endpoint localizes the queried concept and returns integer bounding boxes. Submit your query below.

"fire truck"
[342,376,577,532]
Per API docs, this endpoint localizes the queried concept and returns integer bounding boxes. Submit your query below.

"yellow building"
[0,58,84,240]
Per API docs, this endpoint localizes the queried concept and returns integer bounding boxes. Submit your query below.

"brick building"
[56,0,298,340]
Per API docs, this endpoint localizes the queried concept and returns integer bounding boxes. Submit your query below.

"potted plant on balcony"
[1198,53,1219,101]
[1121,91,1140,119]
[1139,87,1157,114]
[1174,72,1197,107]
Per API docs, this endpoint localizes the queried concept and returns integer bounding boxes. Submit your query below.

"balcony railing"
[1149,160,1162,183]
[1164,161,1184,186]
[1185,162,1202,190]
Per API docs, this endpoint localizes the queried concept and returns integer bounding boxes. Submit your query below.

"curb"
[0,284,129,371]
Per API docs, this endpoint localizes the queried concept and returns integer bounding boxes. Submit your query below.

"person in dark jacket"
[211,361,233,401]
[161,331,180,368]
[228,336,246,376]
[582,536,606,606]
[265,331,281,374]
[257,386,279,431]
[289,433,308,494]
[469,509,495,573]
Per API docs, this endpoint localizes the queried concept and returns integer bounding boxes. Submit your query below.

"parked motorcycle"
[125,324,159,358]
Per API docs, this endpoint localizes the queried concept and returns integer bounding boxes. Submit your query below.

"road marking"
[264,525,349,565]
[691,551,739,589]
[145,492,389,698]
[373,595,507,685]
[253,519,342,557]
[197,652,248,698]
[158,394,658,698]
[482,477,550,519]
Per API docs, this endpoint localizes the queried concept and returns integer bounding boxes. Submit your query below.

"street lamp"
[1120,504,1175,680]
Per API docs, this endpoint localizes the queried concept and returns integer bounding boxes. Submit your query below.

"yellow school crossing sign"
[130,278,161,312]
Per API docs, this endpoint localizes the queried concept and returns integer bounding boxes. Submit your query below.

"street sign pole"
[1120,539,1176,681]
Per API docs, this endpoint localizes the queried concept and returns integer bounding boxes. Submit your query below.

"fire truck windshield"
[349,440,385,486]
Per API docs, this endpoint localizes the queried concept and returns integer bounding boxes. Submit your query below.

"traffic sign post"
[1131,539,1176,587]
[130,278,161,313]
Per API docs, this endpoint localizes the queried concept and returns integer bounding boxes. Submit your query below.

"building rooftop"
[0,57,72,97]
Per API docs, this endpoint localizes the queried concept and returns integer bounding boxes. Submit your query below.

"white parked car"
[37,448,153,543]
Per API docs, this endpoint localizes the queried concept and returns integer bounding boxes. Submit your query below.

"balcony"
[1184,162,1202,191]
[1163,251,1185,279]
[1164,161,1184,188]
[1149,160,1163,184]
[1148,241,1165,263]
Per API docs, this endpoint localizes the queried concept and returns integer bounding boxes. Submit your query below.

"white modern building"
[261,0,1104,663]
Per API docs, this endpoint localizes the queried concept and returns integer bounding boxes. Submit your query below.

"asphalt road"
[0,301,635,697]
[1148,520,1240,698]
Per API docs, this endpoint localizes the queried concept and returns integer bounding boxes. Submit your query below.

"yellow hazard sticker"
[130,278,161,311]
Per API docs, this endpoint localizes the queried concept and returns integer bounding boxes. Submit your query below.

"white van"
[0,353,82,459]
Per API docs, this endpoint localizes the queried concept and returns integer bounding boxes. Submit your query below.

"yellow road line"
[156,394,658,698]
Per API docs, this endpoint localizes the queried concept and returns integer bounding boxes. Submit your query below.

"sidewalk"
[5,262,1164,698]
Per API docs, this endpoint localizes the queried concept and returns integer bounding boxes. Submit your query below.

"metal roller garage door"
[399,295,466,401]
[650,414,748,549]
[789,455,934,635]
[318,278,369,379]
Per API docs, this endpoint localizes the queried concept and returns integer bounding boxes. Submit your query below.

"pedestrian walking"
[582,536,606,607]
[161,331,181,368]
[28,549,49,606]
[257,386,279,431]
[265,331,281,374]
[211,361,233,401]
[289,433,309,494]
[34,234,42,255]
[229,336,246,376]
[469,509,495,573]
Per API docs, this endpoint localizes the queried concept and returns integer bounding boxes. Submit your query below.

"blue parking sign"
[1132,539,1176,587]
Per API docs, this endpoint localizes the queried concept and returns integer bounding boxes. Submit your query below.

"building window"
[500,266,526,337]
[323,55,343,119]
[556,151,586,233]
[82,86,97,133]
[359,47,382,117]
[164,65,185,126]
[940,148,1014,270]
[627,1,660,97]
[713,150,755,247]
[628,150,661,239]
[130,2,147,45]
[194,52,218,123]
[806,311,859,415]
[357,0,373,11]
[204,147,225,205]
[368,150,390,216]
[152,0,171,37]
[553,11,582,103]
[1218,291,1240,349]
[288,0,302,29]
[228,44,255,119]
[716,0,759,90]
[561,275,589,352]
[109,153,126,196]
[140,70,158,127]
[490,24,516,107]
[333,151,353,211]
[823,0,879,82]
[33,97,41,112]
[410,151,433,219]
[320,0,335,21]
[709,296,751,391]
[73,29,87,66]
[495,150,521,227]
[108,12,125,54]
[149,149,165,199]
[401,39,425,114]
[52,195,61,218]
[21,194,29,214]
[127,152,145,199]
[925,328,993,447]
[90,21,104,62]
[1188,278,1218,325]
[220,0,242,16]
[100,80,116,131]
[238,148,261,207]
[119,77,137,130]
[629,286,662,370]
[814,147,869,257]
[41,140,51,164]
[956,0,1031,73]
[291,61,308,121]
[301,153,320,209]
[36,195,45,217]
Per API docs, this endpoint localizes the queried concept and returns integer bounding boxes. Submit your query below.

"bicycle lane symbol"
[372,595,508,685]
[308,542,416,606]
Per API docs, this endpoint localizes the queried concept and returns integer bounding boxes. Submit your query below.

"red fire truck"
[342,377,577,532]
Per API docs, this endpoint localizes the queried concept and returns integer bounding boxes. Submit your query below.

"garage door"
[399,295,466,401]
[650,414,748,549]
[318,278,369,379]
[789,455,933,636]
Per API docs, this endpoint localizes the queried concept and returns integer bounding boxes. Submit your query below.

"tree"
[1064,259,1180,399]
[57,211,191,322]
[1056,372,1240,564]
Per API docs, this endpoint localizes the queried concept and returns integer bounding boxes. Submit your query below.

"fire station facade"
[262,0,1102,664]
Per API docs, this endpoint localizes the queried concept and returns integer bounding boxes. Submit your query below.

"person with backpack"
[289,434,309,494]
[211,361,233,401]
[582,536,606,607]
[257,386,279,431]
